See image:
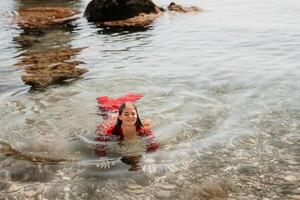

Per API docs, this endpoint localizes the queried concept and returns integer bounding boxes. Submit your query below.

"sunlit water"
[0,0,299,199]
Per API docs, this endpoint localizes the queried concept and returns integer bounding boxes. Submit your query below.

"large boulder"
[84,0,162,26]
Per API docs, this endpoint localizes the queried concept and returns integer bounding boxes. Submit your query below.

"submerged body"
[95,123,159,156]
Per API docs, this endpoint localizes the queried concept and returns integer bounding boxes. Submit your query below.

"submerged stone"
[186,178,233,200]
[155,190,172,199]
[8,183,23,193]
[0,141,74,164]
[156,183,176,190]
[283,175,297,182]
[17,7,80,30]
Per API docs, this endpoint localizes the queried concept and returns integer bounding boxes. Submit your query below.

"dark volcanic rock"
[84,0,161,22]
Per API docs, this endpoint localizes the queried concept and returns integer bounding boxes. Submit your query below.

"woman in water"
[95,102,159,170]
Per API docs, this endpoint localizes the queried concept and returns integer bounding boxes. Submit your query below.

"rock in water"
[84,0,161,22]
[17,7,80,30]
[167,2,203,13]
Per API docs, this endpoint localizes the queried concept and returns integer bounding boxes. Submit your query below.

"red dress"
[95,122,159,156]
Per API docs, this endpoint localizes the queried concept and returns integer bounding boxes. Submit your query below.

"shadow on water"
[97,25,151,35]
[0,136,156,190]
[13,24,79,50]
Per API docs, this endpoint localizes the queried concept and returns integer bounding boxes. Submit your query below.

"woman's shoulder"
[137,119,153,136]
[137,127,153,137]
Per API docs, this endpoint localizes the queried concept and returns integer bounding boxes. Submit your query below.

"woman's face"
[119,105,137,126]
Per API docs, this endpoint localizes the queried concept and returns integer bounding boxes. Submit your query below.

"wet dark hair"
[169,2,176,6]
[116,102,143,129]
